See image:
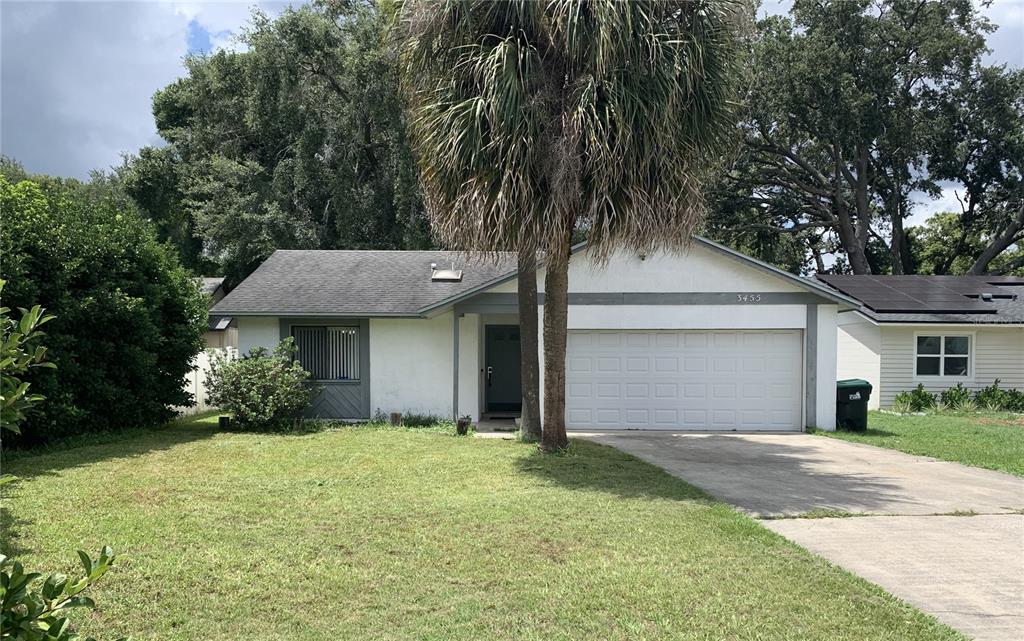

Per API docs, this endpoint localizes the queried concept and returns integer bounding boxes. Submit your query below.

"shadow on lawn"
[513,439,720,505]
[561,433,916,517]
[1,415,222,481]
[0,506,34,557]
[847,428,899,438]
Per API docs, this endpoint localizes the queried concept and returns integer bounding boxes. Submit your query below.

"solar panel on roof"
[817,274,1001,314]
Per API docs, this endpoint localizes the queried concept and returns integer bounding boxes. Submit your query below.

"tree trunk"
[540,233,570,453]
[970,203,1024,274]
[835,202,871,274]
[517,246,541,443]
[889,210,908,275]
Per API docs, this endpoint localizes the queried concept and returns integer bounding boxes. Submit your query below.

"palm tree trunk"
[517,246,541,443]
[541,234,570,452]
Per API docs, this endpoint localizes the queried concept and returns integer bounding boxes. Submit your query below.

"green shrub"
[0,176,207,446]
[0,281,55,433]
[1005,388,1024,412]
[206,339,319,431]
[906,384,936,411]
[891,392,914,414]
[0,548,128,641]
[940,383,974,411]
[401,412,450,428]
[975,379,1010,412]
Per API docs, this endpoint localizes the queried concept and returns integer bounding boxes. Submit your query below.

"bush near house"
[892,380,1024,414]
[206,339,319,431]
[0,176,207,446]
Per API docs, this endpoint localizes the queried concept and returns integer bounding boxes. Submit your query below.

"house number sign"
[736,294,763,302]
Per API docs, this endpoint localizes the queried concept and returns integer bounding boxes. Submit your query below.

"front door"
[485,325,522,413]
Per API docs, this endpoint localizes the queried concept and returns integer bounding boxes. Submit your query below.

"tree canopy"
[134,1,430,284]
[707,0,1022,275]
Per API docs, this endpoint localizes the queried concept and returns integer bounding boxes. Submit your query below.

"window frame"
[912,331,974,381]
[291,325,361,383]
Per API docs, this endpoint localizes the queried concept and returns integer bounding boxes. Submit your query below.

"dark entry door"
[485,325,522,412]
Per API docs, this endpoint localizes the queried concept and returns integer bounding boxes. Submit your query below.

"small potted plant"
[456,414,472,436]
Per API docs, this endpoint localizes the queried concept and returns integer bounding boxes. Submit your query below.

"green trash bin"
[836,379,872,431]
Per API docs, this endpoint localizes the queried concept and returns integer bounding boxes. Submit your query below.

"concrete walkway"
[766,514,1024,641]
[576,432,1024,641]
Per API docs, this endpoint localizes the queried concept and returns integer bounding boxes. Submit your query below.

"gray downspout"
[805,304,818,430]
[452,312,460,420]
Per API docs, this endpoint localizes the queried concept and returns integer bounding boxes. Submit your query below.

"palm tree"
[401,0,744,451]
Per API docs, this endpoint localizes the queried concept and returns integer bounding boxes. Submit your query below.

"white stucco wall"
[836,313,882,409]
[814,305,838,430]
[237,316,280,356]
[369,312,480,420]
[499,243,810,294]
[566,305,807,330]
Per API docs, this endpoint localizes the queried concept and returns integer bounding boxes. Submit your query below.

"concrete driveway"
[577,432,1024,641]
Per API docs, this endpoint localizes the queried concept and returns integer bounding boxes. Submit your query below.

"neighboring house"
[199,277,237,350]
[210,239,859,431]
[818,275,1024,409]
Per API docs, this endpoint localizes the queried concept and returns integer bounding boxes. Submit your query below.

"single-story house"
[199,277,237,350]
[818,275,1024,409]
[210,239,860,431]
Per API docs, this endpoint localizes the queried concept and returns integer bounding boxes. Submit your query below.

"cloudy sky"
[1,0,1022,221]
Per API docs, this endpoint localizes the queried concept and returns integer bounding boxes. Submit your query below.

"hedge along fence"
[893,380,1024,413]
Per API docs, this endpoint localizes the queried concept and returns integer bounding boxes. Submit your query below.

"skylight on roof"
[431,262,463,282]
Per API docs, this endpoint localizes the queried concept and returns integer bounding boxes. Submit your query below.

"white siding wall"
[369,312,480,420]
[879,325,1024,408]
[836,314,882,409]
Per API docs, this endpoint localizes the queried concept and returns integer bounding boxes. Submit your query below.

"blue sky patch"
[186,19,212,54]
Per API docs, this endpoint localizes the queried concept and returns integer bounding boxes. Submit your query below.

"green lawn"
[1,416,962,641]
[822,411,1024,477]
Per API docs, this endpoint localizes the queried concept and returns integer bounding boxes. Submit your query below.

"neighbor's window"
[292,326,360,381]
[915,335,970,377]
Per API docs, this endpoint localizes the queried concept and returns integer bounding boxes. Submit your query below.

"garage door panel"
[565,329,802,431]
[567,357,592,373]
[654,357,679,372]
[681,383,704,398]
[596,357,620,372]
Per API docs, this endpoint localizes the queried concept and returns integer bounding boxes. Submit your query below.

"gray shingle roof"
[210,250,517,316]
[818,275,1024,324]
[198,277,226,296]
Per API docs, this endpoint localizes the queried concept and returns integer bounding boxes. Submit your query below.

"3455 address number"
[736,294,763,302]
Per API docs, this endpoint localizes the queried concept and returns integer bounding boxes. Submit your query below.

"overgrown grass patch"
[1,416,962,640]
[822,411,1024,477]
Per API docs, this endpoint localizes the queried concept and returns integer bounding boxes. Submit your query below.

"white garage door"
[565,330,803,431]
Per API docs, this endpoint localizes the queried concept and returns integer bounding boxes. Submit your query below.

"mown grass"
[1,415,962,640]
[822,411,1024,477]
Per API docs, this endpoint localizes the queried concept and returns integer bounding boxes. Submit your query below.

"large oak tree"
[709,0,1005,275]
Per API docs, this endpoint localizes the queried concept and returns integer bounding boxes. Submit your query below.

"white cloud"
[2,0,1019,180]
[909,183,966,227]
[0,0,292,179]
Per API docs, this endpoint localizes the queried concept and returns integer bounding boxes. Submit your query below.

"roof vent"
[431,262,463,282]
